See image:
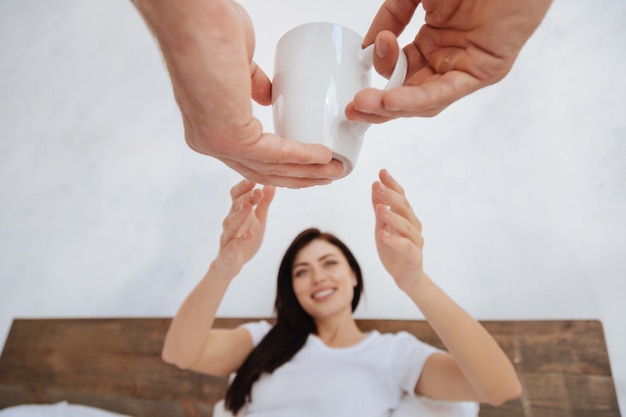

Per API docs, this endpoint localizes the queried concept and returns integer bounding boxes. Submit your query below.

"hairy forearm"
[161,262,231,369]
[132,0,240,56]
[406,276,521,405]
[130,0,255,152]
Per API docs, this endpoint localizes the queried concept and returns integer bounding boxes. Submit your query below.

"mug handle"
[359,43,408,90]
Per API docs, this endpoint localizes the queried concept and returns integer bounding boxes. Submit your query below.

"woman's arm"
[161,179,275,375]
[407,277,521,405]
[371,169,521,405]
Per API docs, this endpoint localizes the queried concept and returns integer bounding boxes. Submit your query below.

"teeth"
[313,289,334,299]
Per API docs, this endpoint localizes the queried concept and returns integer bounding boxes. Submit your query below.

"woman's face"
[291,239,357,322]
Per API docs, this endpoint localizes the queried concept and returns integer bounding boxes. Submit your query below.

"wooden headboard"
[0,318,620,417]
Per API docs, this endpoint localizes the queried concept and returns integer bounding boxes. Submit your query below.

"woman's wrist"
[402,272,434,304]
[208,257,239,284]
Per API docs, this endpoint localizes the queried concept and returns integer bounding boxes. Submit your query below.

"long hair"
[224,228,364,414]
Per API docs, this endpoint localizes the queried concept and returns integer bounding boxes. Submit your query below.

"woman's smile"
[311,287,336,300]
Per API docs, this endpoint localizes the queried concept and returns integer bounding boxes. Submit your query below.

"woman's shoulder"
[238,320,272,347]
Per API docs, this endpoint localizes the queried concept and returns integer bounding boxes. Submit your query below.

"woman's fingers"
[379,168,405,196]
[375,203,422,246]
[221,179,272,248]
[229,179,256,211]
[372,169,422,233]
[376,224,421,257]
[220,198,253,248]
[254,185,276,225]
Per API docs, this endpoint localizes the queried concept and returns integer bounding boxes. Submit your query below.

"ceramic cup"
[272,22,407,177]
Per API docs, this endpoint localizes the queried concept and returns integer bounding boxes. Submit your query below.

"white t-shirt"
[238,321,441,417]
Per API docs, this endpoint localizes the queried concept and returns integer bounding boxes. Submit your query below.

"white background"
[1,0,624,411]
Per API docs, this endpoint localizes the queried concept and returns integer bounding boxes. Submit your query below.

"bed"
[0,318,620,416]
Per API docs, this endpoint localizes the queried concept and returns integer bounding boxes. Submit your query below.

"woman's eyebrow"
[292,253,337,270]
[292,261,308,270]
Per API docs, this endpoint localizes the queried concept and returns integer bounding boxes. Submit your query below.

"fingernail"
[378,182,386,193]
[328,160,346,179]
[238,203,244,213]
[375,38,388,58]
[384,204,391,214]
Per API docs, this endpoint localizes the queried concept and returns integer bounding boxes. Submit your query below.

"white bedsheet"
[0,397,478,417]
[212,395,479,417]
[0,402,131,417]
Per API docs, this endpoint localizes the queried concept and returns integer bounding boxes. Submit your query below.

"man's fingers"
[363,0,421,46]
[225,133,335,166]
[221,158,336,189]
[372,31,402,80]
[250,61,272,106]
[349,69,479,121]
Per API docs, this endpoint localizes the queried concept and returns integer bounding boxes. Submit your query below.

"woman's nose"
[311,267,326,284]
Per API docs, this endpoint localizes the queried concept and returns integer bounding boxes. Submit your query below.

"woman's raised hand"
[213,179,276,280]
[371,169,426,292]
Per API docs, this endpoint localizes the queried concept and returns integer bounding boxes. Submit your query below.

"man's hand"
[346,0,553,122]
[133,0,344,188]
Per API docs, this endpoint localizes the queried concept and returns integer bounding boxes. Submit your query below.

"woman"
[162,169,522,416]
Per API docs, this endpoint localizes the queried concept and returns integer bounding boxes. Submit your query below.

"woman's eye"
[324,260,338,267]
[294,269,307,278]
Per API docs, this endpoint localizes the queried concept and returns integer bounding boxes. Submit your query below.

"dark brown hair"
[224,228,364,414]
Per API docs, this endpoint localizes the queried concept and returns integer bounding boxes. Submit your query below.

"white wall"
[0,0,624,410]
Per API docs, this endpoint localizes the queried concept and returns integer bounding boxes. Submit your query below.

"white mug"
[272,22,407,177]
